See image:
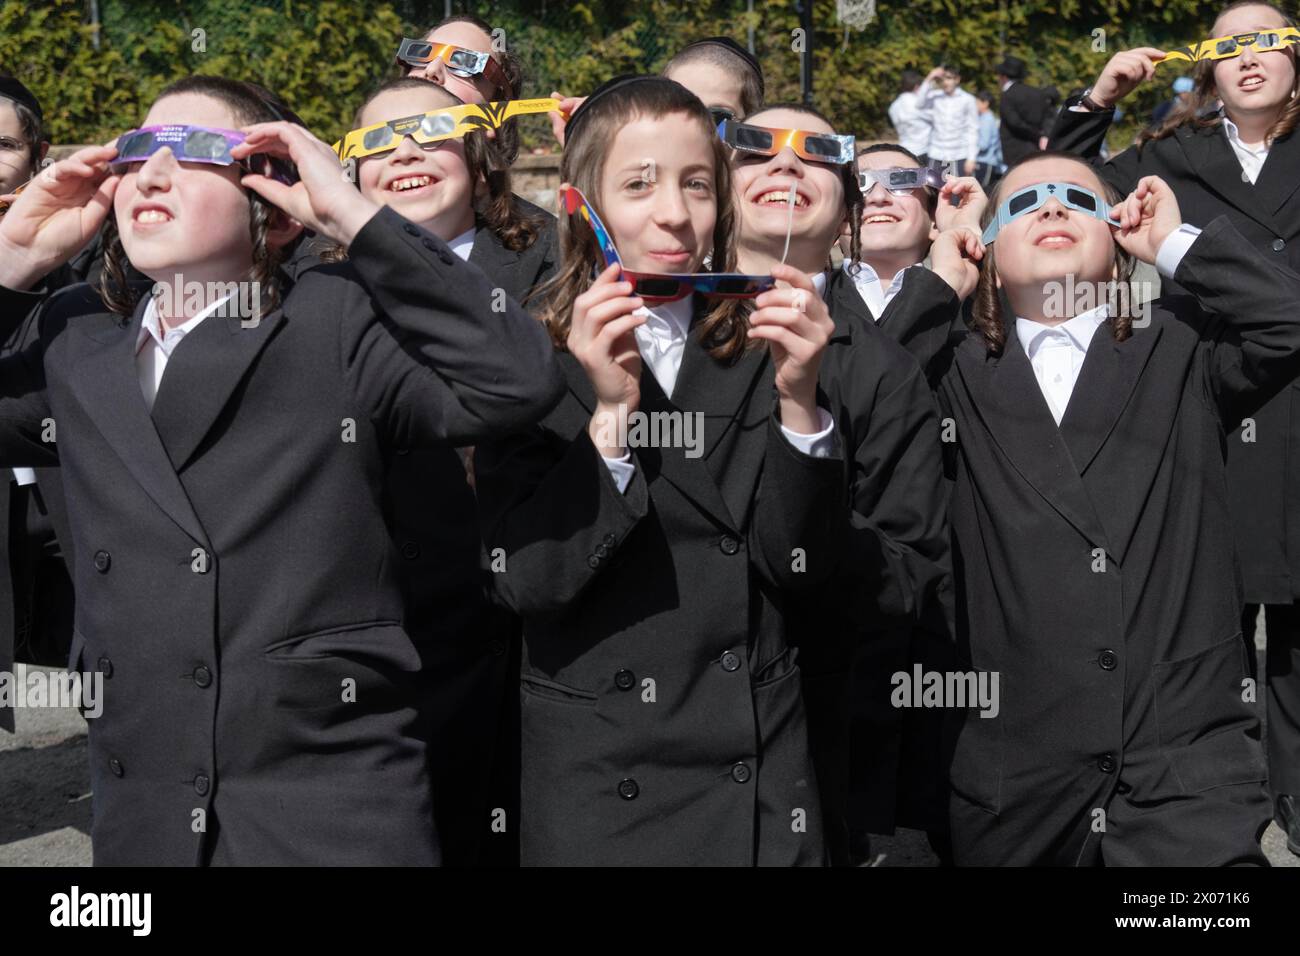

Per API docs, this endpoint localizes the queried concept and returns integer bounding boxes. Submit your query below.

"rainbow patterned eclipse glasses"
[718,119,856,165]
[560,184,780,303]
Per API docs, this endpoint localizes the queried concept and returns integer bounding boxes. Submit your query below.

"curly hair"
[97,75,297,319]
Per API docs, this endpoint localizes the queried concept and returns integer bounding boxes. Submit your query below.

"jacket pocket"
[1154,632,1266,793]
[263,623,420,713]
[520,673,598,707]
[947,708,1003,816]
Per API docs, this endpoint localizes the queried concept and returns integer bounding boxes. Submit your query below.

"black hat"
[564,74,673,147]
[675,37,765,99]
[993,56,1026,80]
[0,75,43,123]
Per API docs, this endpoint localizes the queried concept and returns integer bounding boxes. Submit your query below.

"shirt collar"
[635,294,695,342]
[843,259,917,290]
[136,291,234,355]
[448,228,476,262]
[811,271,828,298]
[1015,304,1109,358]
[1222,115,1269,155]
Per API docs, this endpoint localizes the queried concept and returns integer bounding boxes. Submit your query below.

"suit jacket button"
[1098,753,1117,774]
[488,639,506,656]
[93,550,111,573]
[587,555,601,569]
[439,251,455,266]
[615,668,636,690]
[395,447,410,456]
[720,651,741,672]
[731,762,752,784]
[618,778,639,799]
[595,544,610,559]
[194,774,210,796]
[603,533,617,547]
[109,758,124,778]
[96,655,113,678]
[1098,650,1118,671]
[1273,238,1286,252]
[403,224,420,236]
[401,541,420,560]
[193,665,213,688]
[719,535,740,555]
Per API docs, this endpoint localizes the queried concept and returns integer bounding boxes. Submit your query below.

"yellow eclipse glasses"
[332,98,562,162]
[1160,27,1300,64]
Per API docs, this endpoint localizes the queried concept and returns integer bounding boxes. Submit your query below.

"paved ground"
[1,614,1296,866]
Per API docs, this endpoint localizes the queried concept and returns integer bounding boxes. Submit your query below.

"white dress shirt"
[921,85,979,162]
[1015,224,1202,424]
[843,260,919,320]
[889,87,933,158]
[1221,116,1269,184]
[135,293,234,410]
[447,227,476,262]
[603,275,836,493]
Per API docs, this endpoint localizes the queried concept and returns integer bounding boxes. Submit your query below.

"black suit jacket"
[793,270,953,849]
[931,219,1287,864]
[475,309,847,866]
[1051,105,1300,604]
[0,207,564,865]
[387,210,557,867]
[0,282,75,731]
[999,81,1045,166]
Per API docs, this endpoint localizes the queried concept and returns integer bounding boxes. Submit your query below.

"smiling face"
[597,110,717,274]
[1211,4,1298,124]
[356,85,477,242]
[111,92,257,287]
[991,156,1115,306]
[844,149,934,266]
[0,100,34,195]
[407,22,501,104]
[662,61,746,120]
[732,107,848,271]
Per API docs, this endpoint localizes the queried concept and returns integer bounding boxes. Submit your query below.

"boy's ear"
[38,141,50,163]
[266,207,305,250]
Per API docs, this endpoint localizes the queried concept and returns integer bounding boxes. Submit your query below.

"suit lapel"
[69,299,209,546]
[468,228,527,304]
[1177,124,1280,234]
[1252,127,1300,220]
[954,329,1111,552]
[148,305,286,472]
[1058,317,1162,474]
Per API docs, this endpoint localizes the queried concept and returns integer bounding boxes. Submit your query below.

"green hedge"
[0,0,1238,153]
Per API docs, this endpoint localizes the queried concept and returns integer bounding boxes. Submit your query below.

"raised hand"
[233,121,379,248]
[936,175,988,240]
[749,264,835,434]
[1111,175,1183,265]
[1088,47,1166,109]
[0,144,120,290]
[930,228,984,300]
[568,262,646,456]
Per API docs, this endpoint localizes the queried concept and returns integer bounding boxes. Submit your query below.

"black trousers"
[1242,602,1300,798]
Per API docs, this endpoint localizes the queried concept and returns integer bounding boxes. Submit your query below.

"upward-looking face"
[356,86,477,241]
[731,107,848,254]
[851,149,934,262]
[408,22,503,104]
[597,111,717,274]
[940,69,960,94]
[990,156,1115,293]
[1211,4,1298,122]
[663,61,746,120]
[0,101,33,196]
[111,92,255,285]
